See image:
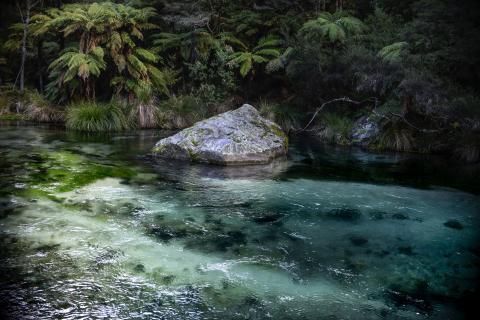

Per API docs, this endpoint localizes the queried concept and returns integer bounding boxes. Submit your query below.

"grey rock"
[152,104,288,165]
[351,116,379,143]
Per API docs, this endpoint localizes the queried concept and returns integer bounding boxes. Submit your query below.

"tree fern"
[300,12,366,43]
[32,2,167,100]
[152,29,216,62]
[225,10,263,38]
[48,47,106,98]
[379,42,409,63]
[229,36,281,77]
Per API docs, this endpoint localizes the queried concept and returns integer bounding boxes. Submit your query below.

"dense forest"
[1,0,479,161]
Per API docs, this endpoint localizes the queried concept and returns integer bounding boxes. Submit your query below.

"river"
[0,123,479,319]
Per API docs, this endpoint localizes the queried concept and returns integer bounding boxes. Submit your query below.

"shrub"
[24,90,64,122]
[66,101,128,132]
[157,95,207,129]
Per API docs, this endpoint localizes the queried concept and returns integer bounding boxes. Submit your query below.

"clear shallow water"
[0,123,479,319]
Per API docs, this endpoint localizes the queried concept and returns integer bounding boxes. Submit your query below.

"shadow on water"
[282,135,480,194]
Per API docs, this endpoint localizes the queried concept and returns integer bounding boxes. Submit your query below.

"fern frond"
[379,42,409,63]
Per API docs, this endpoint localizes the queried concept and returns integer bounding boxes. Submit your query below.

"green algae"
[152,145,165,153]
[0,114,25,121]
[187,148,200,161]
[14,150,137,198]
[269,124,289,149]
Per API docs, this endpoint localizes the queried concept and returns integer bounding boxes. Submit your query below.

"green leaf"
[255,48,280,58]
[379,42,409,63]
[240,57,252,77]
[135,48,158,63]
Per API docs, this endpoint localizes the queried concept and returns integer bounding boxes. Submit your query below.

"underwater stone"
[444,219,463,230]
[161,275,176,285]
[252,213,283,224]
[217,230,247,251]
[349,236,368,246]
[398,246,414,255]
[326,208,362,221]
[152,105,288,165]
[148,225,193,242]
[134,264,145,273]
[392,213,409,220]
[369,211,385,220]
[375,250,390,258]
[184,229,247,253]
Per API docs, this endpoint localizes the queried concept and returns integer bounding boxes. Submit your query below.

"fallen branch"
[298,97,373,131]
[295,96,442,134]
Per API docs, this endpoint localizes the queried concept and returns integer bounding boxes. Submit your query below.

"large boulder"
[152,104,288,165]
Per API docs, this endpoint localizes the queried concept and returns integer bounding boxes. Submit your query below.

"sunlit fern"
[300,11,366,43]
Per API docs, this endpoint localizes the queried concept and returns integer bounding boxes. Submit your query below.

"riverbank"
[1,101,479,167]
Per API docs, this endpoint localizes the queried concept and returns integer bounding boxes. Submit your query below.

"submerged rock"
[349,235,368,246]
[252,213,284,224]
[444,219,463,230]
[398,246,415,255]
[326,208,362,221]
[392,213,409,220]
[152,105,288,165]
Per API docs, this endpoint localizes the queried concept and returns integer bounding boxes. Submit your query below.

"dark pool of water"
[0,122,479,319]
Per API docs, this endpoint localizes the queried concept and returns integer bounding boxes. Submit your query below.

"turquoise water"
[0,123,479,319]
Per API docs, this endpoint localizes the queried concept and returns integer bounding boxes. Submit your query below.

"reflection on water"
[0,123,479,319]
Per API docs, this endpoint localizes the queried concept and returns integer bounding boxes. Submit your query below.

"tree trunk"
[336,0,343,11]
[19,0,32,94]
[37,0,44,93]
[37,39,44,93]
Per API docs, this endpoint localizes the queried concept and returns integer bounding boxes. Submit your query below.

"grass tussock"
[66,101,128,132]
[259,100,300,132]
[317,113,353,145]
[374,122,415,152]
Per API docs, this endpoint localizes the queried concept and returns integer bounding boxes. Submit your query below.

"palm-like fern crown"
[31,2,174,100]
[49,46,106,82]
[228,35,282,77]
[378,42,409,63]
[152,29,217,62]
[301,11,366,43]
[225,10,263,38]
[4,23,26,53]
